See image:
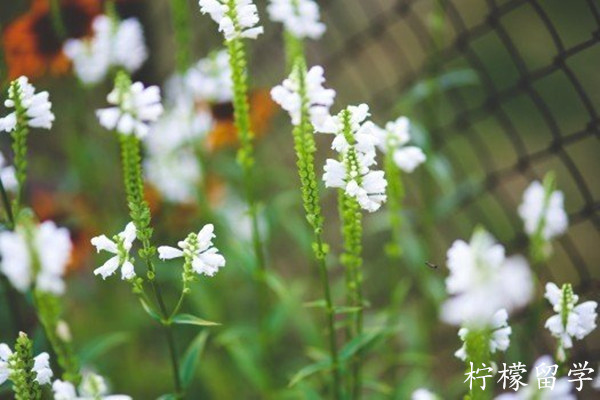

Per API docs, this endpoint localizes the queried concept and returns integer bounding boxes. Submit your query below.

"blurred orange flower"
[207,90,277,151]
[3,0,101,80]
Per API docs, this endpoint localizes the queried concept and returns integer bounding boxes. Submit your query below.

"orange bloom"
[3,0,101,80]
[207,89,277,151]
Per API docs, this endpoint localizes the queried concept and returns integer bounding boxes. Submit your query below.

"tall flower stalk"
[95,72,183,396]
[320,105,388,398]
[198,0,268,338]
[271,61,340,398]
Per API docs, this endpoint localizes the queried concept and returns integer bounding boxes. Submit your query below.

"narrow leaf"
[139,298,161,322]
[172,313,220,327]
[288,358,331,388]
[180,331,209,388]
[78,332,131,364]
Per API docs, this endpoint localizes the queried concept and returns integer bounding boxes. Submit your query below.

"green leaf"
[139,298,161,322]
[288,358,331,387]
[78,332,131,364]
[171,313,220,327]
[179,331,209,388]
[340,328,387,361]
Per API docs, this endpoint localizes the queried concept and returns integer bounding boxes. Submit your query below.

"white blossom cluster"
[267,0,326,39]
[320,104,388,212]
[91,222,137,280]
[0,76,55,132]
[271,65,336,131]
[411,388,440,400]
[0,344,53,386]
[544,282,597,354]
[64,15,148,85]
[143,99,211,203]
[53,372,131,400]
[454,309,512,361]
[158,224,226,277]
[441,229,533,327]
[0,221,72,295]
[199,0,264,41]
[372,116,426,173]
[518,180,568,241]
[96,81,164,138]
[185,50,233,104]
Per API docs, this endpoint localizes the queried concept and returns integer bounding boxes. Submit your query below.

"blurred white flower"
[271,65,336,131]
[186,50,233,103]
[455,309,512,361]
[0,76,55,132]
[0,221,72,295]
[145,101,212,156]
[544,282,597,351]
[321,105,387,212]
[91,222,137,280]
[158,224,226,277]
[96,81,163,138]
[63,16,112,85]
[64,15,147,85]
[267,0,326,39]
[518,180,567,240]
[0,343,12,385]
[199,0,264,41]
[441,229,534,327]
[0,152,17,192]
[412,388,440,400]
[372,116,426,173]
[145,149,202,204]
[53,372,132,400]
[32,352,52,385]
[495,356,575,400]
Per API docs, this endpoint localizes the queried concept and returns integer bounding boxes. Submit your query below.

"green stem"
[225,32,268,339]
[171,0,192,72]
[384,148,404,257]
[118,133,183,397]
[50,0,67,39]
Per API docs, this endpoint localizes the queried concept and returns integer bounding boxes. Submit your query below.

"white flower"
[32,352,53,385]
[544,282,597,350]
[0,343,12,385]
[455,309,512,361]
[145,149,202,204]
[96,80,163,138]
[593,368,600,390]
[0,76,55,132]
[0,152,17,192]
[494,356,575,400]
[441,229,534,327]
[113,18,148,74]
[199,0,264,41]
[186,50,233,103]
[144,100,212,156]
[0,221,72,295]
[158,224,226,277]
[267,0,326,39]
[271,65,336,131]
[518,180,568,240]
[372,116,426,173]
[323,158,387,213]
[64,15,147,85]
[412,388,440,400]
[91,222,137,280]
[53,372,132,400]
[321,105,387,212]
